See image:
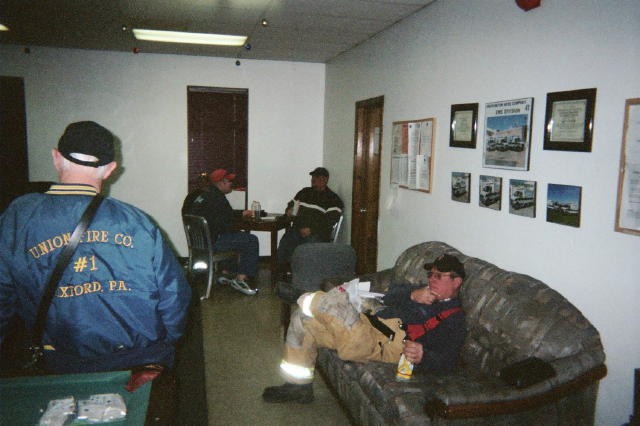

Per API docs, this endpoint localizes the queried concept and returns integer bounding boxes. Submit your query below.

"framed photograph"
[543,88,596,152]
[615,98,640,236]
[391,117,435,193]
[449,103,478,148]
[509,179,536,218]
[483,97,533,170]
[451,172,471,203]
[546,184,582,228]
[479,175,502,210]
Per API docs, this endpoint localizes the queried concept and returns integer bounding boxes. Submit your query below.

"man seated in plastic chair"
[182,169,258,296]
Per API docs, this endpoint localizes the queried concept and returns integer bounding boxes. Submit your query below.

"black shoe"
[275,281,303,304]
[262,383,314,403]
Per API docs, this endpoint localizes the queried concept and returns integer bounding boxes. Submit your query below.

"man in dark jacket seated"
[263,254,467,403]
[182,169,258,296]
[276,167,343,265]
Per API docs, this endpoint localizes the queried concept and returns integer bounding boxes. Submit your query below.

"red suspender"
[406,307,462,341]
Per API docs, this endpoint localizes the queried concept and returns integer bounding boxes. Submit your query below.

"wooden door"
[0,76,28,213]
[351,96,384,274]
[187,86,248,199]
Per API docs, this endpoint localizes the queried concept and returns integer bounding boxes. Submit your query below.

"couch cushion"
[318,349,431,425]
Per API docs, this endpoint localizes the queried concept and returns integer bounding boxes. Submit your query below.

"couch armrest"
[425,363,607,419]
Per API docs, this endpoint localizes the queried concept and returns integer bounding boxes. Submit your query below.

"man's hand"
[298,227,312,237]
[242,210,253,217]
[403,341,424,364]
[410,286,440,305]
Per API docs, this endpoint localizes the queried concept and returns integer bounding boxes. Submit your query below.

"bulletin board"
[390,117,435,193]
[615,98,640,236]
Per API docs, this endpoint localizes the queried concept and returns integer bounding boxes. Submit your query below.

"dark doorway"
[187,86,248,206]
[0,76,29,213]
[351,96,384,274]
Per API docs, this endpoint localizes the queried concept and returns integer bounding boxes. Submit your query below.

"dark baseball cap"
[58,121,115,167]
[424,254,466,279]
[309,167,329,177]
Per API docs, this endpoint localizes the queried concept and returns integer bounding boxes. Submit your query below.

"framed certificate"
[543,88,596,152]
[615,98,640,236]
[449,103,478,148]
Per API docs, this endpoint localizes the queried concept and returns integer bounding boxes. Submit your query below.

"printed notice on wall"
[390,117,435,193]
[616,100,640,235]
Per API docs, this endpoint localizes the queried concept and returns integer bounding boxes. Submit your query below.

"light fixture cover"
[0,24,9,31]
[132,28,247,46]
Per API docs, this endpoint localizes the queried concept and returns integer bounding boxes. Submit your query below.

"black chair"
[276,214,345,282]
[277,243,357,338]
[182,214,236,301]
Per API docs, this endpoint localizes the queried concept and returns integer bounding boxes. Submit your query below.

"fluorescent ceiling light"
[0,24,9,31]
[132,28,246,46]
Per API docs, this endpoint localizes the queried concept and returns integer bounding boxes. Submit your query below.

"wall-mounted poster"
[391,118,435,192]
[509,179,536,218]
[546,183,581,228]
[479,175,502,210]
[451,172,471,203]
[483,97,533,171]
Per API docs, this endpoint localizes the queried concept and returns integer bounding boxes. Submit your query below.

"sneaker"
[230,279,258,296]
[262,383,313,404]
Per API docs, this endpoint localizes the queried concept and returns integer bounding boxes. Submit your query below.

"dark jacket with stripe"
[287,186,343,241]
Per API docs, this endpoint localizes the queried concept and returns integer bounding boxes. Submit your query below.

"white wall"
[324,0,639,424]
[0,46,325,255]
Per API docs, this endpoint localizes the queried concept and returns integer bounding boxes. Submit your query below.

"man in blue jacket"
[0,121,192,375]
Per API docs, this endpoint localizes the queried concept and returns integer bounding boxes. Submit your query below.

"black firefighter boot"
[262,382,314,403]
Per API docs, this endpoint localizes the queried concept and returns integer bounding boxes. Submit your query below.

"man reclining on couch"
[263,254,467,403]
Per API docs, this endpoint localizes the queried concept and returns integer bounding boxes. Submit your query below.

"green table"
[0,370,151,425]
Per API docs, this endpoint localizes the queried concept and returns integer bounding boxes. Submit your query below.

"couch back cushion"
[392,241,604,376]
[292,243,356,292]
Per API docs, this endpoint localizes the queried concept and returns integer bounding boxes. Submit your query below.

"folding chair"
[182,214,236,300]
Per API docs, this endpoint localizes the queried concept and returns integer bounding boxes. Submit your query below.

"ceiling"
[0,0,434,63]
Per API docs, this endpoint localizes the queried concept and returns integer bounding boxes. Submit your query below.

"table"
[233,214,289,283]
[0,370,151,425]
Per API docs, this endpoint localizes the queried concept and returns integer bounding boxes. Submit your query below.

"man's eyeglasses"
[427,271,457,280]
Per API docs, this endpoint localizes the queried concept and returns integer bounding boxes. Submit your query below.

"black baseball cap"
[58,121,115,168]
[309,167,329,177]
[424,254,466,279]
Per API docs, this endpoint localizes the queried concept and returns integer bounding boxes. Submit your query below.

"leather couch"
[316,241,607,425]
